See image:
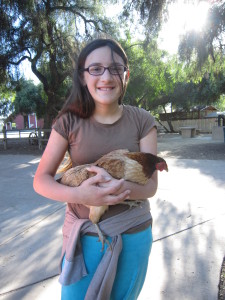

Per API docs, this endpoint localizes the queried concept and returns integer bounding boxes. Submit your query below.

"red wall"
[37,118,44,128]
[13,114,44,129]
[14,115,24,129]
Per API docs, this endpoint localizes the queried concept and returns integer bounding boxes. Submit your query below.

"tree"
[14,79,46,119]
[0,86,15,117]
[120,0,225,63]
[0,0,116,127]
[215,94,225,111]
[118,37,178,132]
[122,38,174,110]
[119,0,225,131]
[120,0,175,39]
[179,1,225,67]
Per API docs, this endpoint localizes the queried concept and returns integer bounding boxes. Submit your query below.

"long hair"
[56,38,129,173]
[56,38,129,121]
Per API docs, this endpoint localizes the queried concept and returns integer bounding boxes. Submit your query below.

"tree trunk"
[162,104,175,133]
[44,93,59,129]
[166,120,175,133]
[155,117,169,133]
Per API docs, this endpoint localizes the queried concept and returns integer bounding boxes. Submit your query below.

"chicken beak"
[156,162,168,172]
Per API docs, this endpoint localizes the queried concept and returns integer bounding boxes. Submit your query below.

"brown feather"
[60,149,168,223]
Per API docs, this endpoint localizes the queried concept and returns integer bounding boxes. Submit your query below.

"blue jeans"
[61,226,153,300]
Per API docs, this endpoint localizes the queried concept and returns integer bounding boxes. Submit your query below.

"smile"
[97,87,114,91]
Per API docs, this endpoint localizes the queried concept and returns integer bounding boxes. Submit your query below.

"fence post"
[3,126,7,150]
[38,128,42,150]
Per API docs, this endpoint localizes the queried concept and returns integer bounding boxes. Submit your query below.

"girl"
[33,38,158,300]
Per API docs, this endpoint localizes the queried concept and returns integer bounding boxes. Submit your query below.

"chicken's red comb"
[156,161,168,172]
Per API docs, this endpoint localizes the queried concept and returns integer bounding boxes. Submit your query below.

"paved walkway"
[0,141,225,299]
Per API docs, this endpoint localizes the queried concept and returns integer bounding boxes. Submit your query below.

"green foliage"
[120,36,224,114]
[162,70,225,112]
[215,94,225,111]
[0,0,119,126]
[14,79,46,118]
[2,0,225,125]
[178,2,225,68]
[0,86,15,117]
[120,1,225,114]
[121,0,175,38]
[121,38,174,111]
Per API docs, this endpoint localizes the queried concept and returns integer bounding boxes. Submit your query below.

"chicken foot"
[94,223,112,252]
[94,201,144,251]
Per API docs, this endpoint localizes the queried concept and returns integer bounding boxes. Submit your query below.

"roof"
[200,105,218,112]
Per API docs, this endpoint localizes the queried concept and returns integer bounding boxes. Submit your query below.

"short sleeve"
[52,113,70,140]
[139,108,157,139]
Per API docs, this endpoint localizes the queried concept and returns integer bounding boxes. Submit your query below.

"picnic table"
[179,126,196,138]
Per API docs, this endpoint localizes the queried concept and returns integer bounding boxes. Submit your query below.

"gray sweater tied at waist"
[59,200,151,300]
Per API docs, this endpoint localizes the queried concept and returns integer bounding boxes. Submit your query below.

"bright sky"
[23,0,210,83]
[19,61,39,84]
[158,0,210,54]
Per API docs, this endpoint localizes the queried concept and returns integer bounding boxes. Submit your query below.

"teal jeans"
[61,226,153,300]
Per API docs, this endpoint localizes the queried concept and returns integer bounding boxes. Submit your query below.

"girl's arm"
[127,126,158,199]
[33,129,130,206]
[127,127,158,199]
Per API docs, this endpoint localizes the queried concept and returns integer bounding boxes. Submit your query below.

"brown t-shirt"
[53,105,156,228]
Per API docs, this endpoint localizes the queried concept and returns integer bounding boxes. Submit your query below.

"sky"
[23,0,210,83]
[104,0,209,54]
[158,1,210,54]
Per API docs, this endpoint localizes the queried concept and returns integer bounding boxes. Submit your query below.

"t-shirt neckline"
[90,105,126,127]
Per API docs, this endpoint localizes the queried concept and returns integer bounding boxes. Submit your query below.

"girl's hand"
[77,166,130,206]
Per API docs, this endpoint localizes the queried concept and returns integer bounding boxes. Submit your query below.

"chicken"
[60,149,168,248]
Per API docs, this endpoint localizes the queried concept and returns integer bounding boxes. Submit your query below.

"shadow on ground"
[150,198,223,299]
[1,135,225,300]
[0,155,65,297]
[158,133,225,161]
[140,156,225,300]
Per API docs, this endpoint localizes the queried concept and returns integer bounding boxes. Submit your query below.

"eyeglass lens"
[88,65,125,75]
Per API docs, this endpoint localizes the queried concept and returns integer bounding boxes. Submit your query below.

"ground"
[0,138,43,155]
[157,133,225,160]
[1,133,225,160]
[0,133,225,299]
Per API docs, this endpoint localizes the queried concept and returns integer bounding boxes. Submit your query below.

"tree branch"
[8,56,30,66]
[50,5,102,31]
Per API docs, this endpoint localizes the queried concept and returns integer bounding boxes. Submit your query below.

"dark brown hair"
[56,38,129,120]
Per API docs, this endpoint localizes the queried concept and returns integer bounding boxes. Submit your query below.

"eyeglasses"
[81,64,128,76]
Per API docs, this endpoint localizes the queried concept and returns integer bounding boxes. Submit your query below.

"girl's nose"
[100,68,112,80]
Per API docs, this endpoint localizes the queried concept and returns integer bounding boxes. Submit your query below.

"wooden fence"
[159,118,218,133]
[0,128,51,150]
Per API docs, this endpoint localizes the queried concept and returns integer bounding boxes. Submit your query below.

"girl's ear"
[125,70,130,82]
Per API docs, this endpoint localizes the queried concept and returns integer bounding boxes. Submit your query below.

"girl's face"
[83,46,129,107]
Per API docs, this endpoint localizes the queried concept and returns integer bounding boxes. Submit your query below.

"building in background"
[4,113,44,130]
